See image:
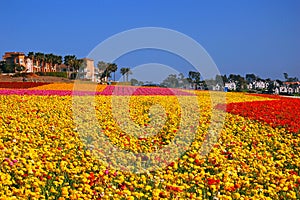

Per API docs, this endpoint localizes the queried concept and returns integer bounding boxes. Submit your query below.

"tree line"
[0,52,84,74]
[160,71,299,91]
[96,61,133,83]
[1,51,298,88]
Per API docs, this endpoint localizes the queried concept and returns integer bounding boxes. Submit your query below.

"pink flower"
[105,169,109,175]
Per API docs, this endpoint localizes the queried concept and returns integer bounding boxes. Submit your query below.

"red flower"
[207,178,220,185]
[216,98,300,133]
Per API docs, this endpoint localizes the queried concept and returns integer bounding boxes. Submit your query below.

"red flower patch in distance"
[216,98,300,133]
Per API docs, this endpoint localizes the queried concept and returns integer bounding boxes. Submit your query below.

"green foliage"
[35,72,68,78]
[108,63,118,81]
[0,61,17,73]
[70,72,78,80]
[130,78,139,86]
[283,72,299,82]
[161,73,190,88]
[15,65,25,72]
[229,74,247,91]
[162,74,179,88]
[188,71,201,89]
[64,55,82,72]
[120,67,131,82]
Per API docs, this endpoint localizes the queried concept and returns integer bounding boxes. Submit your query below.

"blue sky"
[0,0,299,81]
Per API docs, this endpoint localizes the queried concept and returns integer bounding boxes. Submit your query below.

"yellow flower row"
[29,83,107,92]
[0,92,298,199]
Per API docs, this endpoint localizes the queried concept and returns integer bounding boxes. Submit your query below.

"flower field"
[0,82,299,199]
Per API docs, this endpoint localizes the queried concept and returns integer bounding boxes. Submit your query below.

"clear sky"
[0,0,299,80]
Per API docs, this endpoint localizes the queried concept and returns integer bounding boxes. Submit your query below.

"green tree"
[15,65,25,72]
[45,53,54,71]
[215,75,224,86]
[35,52,45,70]
[162,74,179,88]
[53,55,62,68]
[108,63,118,81]
[130,78,139,86]
[97,61,108,82]
[125,68,132,82]
[0,61,14,73]
[188,71,201,89]
[283,72,299,82]
[245,73,257,83]
[64,55,77,77]
[102,68,112,82]
[120,68,126,82]
[178,73,189,88]
[222,74,228,83]
[204,78,216,89]
[120,67,131,82]
[73,59,84,72]
[283,73,289,81]
[229,74,247,91]
[97,61,107,72]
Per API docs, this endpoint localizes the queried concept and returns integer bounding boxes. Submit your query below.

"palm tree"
[72,59,84,72]
[108,63,118,81]
[120,68,127,82]
[120,67,131,82]
[99,62,113,82]
[64,55,76,77]
[45,53,55,72]
[126,68,132,82]
[35,52,45,72]
[53,55,62,71]
[97,61,108,82]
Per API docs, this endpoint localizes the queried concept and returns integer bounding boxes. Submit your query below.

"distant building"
[212,83,222,91]
[25,58,33,72]
[284,81,300,85]
[248,80,268,90]
[77,58,95,81]
[280,86,288,93]
[56,64,68,72]
[2,52,26,67]
[225,81,236,91]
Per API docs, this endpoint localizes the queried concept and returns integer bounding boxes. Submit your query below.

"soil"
[0,74,74,83]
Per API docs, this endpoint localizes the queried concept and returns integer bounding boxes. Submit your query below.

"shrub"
[70,72,77,80]
[35,72,68,78]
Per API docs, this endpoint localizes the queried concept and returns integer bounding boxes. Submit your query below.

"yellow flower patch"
[0,91,298,199]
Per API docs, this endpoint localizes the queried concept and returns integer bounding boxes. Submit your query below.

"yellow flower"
[232,193,240,199]
[145,185,152,191]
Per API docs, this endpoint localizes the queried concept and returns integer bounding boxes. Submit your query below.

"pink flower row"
[0,89,97,96]
[99,86,193,96]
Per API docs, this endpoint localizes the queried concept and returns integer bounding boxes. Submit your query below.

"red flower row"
[216,98,300,133]
[0,82,50,89]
